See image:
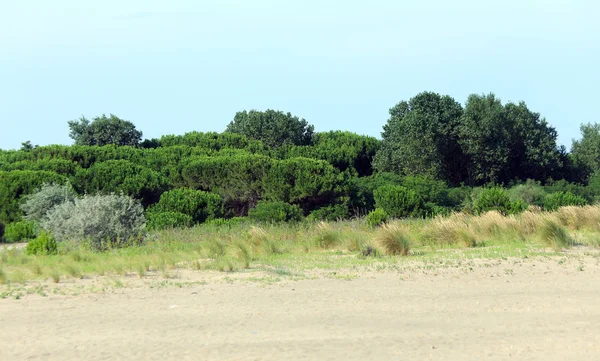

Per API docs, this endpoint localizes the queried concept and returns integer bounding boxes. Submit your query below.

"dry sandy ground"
[1,255,600,361]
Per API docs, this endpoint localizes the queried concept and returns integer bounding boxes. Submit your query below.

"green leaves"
[226,109,314,148]
[68,114,143,147]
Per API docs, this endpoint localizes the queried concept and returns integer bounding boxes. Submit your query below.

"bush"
[42,193,146,249]
[543,192,587,211]
[147,212,192,230]
[472,187,525,215]
[0,222,4,243]
[307,204,350,221]
[150,188,223,224]
[3,221,37,243]
[26,232,58,255]
[366,208,388,227]
[507,180,547,206]
[203,217,248,227]
[248,201,303,223]
[21,183,77,224]
[373,185,425,218]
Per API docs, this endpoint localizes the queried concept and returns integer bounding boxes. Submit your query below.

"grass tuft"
[374,223,411,256]
[537,219,573,252]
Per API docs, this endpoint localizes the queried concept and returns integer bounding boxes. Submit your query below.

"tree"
[68,114,143,147]
[226,109,314,147]
[458,94,564,185]
[373,92,466,185]
[571,123,600,181]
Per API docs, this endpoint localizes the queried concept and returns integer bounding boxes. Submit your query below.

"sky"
[1,0,598,150]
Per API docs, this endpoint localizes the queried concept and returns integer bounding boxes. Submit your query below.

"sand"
[1,255,600,361]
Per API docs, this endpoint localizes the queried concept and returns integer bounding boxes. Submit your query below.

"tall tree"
[68,114,143,147]
[571,123,600,181]
[373,92,466,185]
[226,109,314,148]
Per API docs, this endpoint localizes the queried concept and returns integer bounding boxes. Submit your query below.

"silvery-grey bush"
[42,193,146,249]
[21,182,77,224]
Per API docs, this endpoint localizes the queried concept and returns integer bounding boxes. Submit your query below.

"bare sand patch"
[1,253,600,361]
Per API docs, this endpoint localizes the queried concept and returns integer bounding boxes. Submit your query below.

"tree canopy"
[68,114,143,147]
[226,109,314,148]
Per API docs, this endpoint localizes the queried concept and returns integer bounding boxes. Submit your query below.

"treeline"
[2,92,600,237]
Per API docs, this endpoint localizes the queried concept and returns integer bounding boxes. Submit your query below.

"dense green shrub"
[307,204,351,221]
[203,217,248,227]
[366,208,388,227]
[21,183,77,224]
[0,222,5,243]
[182,153,272,216]
[73,160,168,206]
[472,187,523,215]
[543,192,587,211]
[26,231,58,255]
[150,188,222,224]
[400,175,451,206]
[373,185,425,218]
[3,221,37,243]
[264,157,344,213]
[507,180,547,206]
[248,201,303,223]
[41,193,146,249]
[147,212,193,230]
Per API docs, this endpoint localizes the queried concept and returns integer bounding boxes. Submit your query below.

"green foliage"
[507,180,547,206]
[203,217,248,227]
[26,232,58,255]
[279,131,379,176]
[366,208,388,227]
[400,175,452,207]
[543,192,587,211]
[264,157,344,213]
[307,204,351,221]
[373,92,467,185]
[373,185,425,218]
[0,170,67,223]
[248,201,303,223]
[74,160,168,206]
[226,109,314,148]
[472,187,518,215]
[3,221,36,243]
[157,131,267,153]
[571,123,600,181]
[41,193,146,249]
[147,212,193,230]
[458,94,563,185]
[150,188,223,224]
[0,222,5,243]
[21,183,77,224]
[182,153,272,216]
[68,114,143,147]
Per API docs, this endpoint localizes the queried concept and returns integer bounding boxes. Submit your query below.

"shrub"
[374,185,425,218]
[507,180,547,206]
[42,193,146,249]
[248,201,303,223]
[0,222,4,243]
[307,204,350,221]
[21,183,77,224]
[3,221,37,243]
[366,208,388,227]
[472,187,525,215]
[147,211,192,230]
[374,223,411,256]
[26,232,58,255]
[543,192,586,211]
[203,217,248,227]
[150,188,223,224]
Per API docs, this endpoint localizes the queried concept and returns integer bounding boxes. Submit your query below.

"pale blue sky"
[1,0,598,150]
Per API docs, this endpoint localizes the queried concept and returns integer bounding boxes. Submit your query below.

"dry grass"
[374,223,412,256]
[537,219,573,252]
